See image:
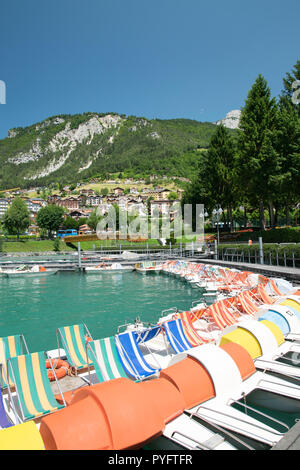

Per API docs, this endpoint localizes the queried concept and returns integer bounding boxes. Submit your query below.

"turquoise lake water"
[1,269,299,434]
[0,271,202,352]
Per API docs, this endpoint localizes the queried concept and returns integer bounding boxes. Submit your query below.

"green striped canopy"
[87,337,128,382]
[8,352,64,421]
[0,335,24,389]
[57,324,92,370]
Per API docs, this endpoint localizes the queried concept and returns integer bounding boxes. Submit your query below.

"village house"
[85,195,102,207]
[0,197,47,218]
[0,198,12,217]
[113,187,124,196]
[127,199,147,216]
[129,187,139,195]
[25,199,46,214]
[150,199,180,217]
[79,189,95,197]
[157,188,172,199]
[68,209,91,220]
[78,224,92,234]
[55,197,80,210]
[48,194,61,204]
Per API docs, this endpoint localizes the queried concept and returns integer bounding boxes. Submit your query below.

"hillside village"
[0,175,188,235]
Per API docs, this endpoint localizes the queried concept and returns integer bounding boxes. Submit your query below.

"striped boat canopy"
[176,312,212,346]
[0,335,29,389]
[115,331,160,381]
[57,324,93,370]
[163,319,193,354]
[133,326,162,344]
[87,337,128,383]
[7,352,65,422]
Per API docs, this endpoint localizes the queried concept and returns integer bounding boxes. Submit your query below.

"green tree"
[62,216,79,230]
[237,75,278,230]
[2,197,30,240]
[203,125,237,231]
[36,204,65,238]
[182,125,237,231]
[101,187,109,196]
[41,188,49,201]
[168,191,178,200]
[272,102,300,224]
[87,210,103,232]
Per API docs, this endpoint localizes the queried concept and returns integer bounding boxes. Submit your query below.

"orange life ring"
[46,358,70,381]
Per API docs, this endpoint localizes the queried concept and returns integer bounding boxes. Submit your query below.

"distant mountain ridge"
[0,111,235,189]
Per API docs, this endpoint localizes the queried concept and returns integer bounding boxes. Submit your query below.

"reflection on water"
[0,272,202,352]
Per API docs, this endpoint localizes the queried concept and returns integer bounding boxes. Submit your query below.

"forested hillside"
[0,112,226,189]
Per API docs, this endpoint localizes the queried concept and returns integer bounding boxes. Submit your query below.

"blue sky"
[0,0,299,139]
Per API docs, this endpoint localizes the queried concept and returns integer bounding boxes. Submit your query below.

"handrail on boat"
[117,317,148,334]
[256,373,300,389]
[161,307,178,316]
[187,410,255,450]
[170,430,219,450]
[257,358,300,380]
[227,396,290,433]
[194,401,287,442]
[276,352,300,366]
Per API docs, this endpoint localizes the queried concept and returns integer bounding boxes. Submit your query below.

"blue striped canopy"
[115,331,160,380]
[163,319,193,354]
[133,326,162,344]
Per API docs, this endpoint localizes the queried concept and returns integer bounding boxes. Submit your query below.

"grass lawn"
[2,240,73,252]
[2,236,199,253]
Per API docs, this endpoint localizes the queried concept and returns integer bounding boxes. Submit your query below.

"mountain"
[0,112,229,189]
[216,110,241,129]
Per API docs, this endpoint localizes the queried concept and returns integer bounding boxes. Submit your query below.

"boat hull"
[135,268,161,274]
[4,270,57,278]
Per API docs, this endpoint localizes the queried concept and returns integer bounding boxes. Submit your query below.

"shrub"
[236,227,300,243]
[53,238,60,252]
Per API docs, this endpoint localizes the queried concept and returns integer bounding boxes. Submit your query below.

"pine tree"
[237,75,278,229]
[182,125,237,231]
[272,103,300,223]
